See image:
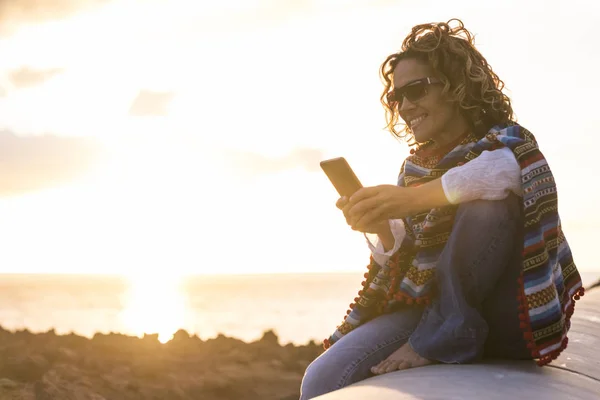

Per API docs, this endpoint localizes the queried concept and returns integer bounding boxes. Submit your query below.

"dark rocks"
[56,347,79,363]
[2,354,49,382]
[172,329,190,342]
[141,333,159,343]
[260,329,280,345]
[0,326,322,399]
[0,378,17,389]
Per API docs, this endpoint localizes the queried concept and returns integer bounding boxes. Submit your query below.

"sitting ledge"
[316,288,600,400]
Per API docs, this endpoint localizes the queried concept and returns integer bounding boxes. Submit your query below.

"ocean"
[1,271,598,345]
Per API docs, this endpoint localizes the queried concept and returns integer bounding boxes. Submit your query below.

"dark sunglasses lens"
[387,82,427,105]
[403,82,427,102]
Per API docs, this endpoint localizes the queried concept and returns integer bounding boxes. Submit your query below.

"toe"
[396,361,411,371]
[372,360,391,375]
[370,363,382,374]
[383,360,401,373]
[376,360,392,374]
[409,352,433,368]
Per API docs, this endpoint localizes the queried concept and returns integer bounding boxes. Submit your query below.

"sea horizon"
[0,271,598,346]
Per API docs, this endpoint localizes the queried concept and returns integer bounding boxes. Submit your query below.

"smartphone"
[320,157,363,197]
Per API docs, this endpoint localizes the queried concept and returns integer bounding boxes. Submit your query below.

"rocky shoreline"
[0,327,323,400]
[3,281,597,400]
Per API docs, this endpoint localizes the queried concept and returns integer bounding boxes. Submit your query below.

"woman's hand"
[345,185,416,232]
[336,196,389,234]
[346,180,450,232]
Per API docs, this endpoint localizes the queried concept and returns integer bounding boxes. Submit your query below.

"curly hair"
[380,19,514,144]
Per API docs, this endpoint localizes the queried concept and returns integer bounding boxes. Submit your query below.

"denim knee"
[300,356,340,400]
[300,309,423,399]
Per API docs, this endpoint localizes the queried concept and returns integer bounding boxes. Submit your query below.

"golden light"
[119,273,189,343]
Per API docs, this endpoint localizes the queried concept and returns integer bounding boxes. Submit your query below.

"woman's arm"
[409,177,451,211]
[348,148,521,231]
[347,179,450,230]
[441,148,521,204]
[409,148,521,210]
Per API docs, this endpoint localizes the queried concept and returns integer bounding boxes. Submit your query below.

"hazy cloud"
[0,0,109,22]
[228,147,325,175]
[0,131,105,195]
[8,67,64,89]
[128,90,175,117]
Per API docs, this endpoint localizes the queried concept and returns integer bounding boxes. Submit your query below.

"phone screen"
[320,157,363,197]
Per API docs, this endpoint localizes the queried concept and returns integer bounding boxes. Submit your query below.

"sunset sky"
[0,0,599,276]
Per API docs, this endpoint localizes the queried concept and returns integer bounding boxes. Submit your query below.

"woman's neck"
[415,121,471,157]
[432,120,471,147]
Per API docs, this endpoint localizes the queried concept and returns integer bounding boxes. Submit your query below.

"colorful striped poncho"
[324,123,584,366]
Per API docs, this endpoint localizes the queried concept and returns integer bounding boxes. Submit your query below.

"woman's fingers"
[349,186,379,205]
[348,196,381,222]
[340,185,404,231]
[352,207,384,231]
[335,196,348,210]
[343,204,354,226]
[336,197,354,227]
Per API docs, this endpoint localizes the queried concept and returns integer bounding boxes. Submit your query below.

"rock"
[56,347,79,363]
[0,378,17,389]
[214,333,229,342]
[15,328,32,337]
[226,348,253,365]
[297,359,310,371]
[35,373,109,400]
[172,329,190,342]
[142,333,159,343]
[112,365,131,376]
[126,381,140,392]
[43,328,57,337]
[82,356,100,370]
[63,331,91,349]
[260,330,279,346]
[3,354,49,382]
[34,380,53,400]
[0,323,323,399]
[92,332,134,349]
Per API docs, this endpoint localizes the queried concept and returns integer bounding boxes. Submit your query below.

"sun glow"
[119,273,189,343]
[0,0,597,276]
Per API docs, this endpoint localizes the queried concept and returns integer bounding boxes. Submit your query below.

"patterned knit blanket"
[324,123,584,366]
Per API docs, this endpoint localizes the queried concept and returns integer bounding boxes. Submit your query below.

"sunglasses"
[386,77,441,105]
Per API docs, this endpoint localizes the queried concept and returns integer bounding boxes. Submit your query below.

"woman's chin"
[413,130,432,144]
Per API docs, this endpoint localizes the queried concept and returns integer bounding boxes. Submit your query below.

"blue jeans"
[300,195,531,400]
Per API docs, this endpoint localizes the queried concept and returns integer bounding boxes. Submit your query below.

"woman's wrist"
[377,227,395,252]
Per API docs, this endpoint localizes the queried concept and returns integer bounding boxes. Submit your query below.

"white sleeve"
[365,219,406,266]
[441,148,522,205]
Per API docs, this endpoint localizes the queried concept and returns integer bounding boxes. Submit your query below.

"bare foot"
[371,342,435,375]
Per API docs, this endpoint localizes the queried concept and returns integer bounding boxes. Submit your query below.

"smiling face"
[392,58,468,144]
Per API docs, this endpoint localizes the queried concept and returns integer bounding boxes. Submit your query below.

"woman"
[300,19,584,400]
